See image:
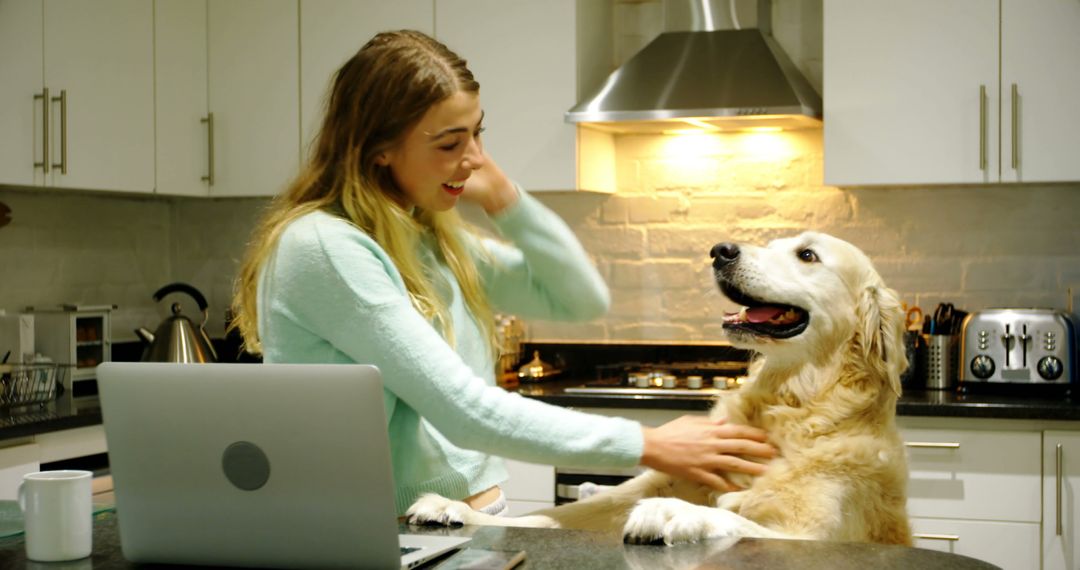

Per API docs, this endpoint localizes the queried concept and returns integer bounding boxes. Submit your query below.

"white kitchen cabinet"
[824,0,1080,186]
[435,0,614,192]
[911,517,1040,570]
[0,0,155,193]
[999,0,1080,183]
[0,0,45,188]
[1043,431,1080,570]
[0,443,40,501]
[207,0,300,197]
[898,419,1043,570]
[502,458,555,516]
[299,1,434,155]
[824,0,998,186]
[154,0,210,197]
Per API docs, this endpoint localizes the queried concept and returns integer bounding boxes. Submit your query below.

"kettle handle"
[153,282,209,313]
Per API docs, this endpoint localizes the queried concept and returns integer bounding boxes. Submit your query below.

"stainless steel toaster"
[960,309,1076,385]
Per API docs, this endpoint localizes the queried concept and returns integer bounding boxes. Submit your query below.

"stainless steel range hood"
[567,0,822,133]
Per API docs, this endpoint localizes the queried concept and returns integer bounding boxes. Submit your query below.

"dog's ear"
[857,284,906,397]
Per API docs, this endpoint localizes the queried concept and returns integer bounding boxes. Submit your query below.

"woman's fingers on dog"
[714,423,770,443]
[699,451,770,477]
[688,470,738,493]
[716,438,777,459]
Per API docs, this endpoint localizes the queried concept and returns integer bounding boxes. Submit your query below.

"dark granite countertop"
[0,396,102,441]
[2,378,1079,447]
[512,375,1080,420]
[0,510,997,569]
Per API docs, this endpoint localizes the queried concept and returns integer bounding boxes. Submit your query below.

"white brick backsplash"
[608,289,664,319]
[527,320,608,342]
[610,321,699,341]
[610,260,704,290]
[874,259,964,298]
[965,259,1061,292]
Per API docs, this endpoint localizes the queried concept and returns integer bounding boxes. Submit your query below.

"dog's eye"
[797,248,819,263]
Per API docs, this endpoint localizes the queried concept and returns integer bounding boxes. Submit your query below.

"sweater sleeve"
[474,188,610,321]
[265,216,643,469]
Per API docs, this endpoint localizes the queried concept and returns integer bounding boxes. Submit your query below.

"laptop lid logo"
[221,441,271,491]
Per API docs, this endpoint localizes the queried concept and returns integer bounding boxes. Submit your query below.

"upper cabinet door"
[299,1,434,156]
[436,0,606,192]
[43,0,155,193]
[155,0,210,197]
[208,0,299,197]
[0,0,45,188]
[823,0,998,186]
[1001,0,1080,184]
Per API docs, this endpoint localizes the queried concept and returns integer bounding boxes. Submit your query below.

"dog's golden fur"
[408,232,912,546]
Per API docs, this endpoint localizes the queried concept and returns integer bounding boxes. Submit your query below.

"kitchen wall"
[1,0,1077,349]
[0,188,261,340]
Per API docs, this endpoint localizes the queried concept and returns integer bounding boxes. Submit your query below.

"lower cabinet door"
[504,500,554,517]
[501,459,555,504]
[911,517,1040,570]
[1043,431,1080,570]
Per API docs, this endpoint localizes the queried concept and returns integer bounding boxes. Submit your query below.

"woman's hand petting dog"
[640,416,776,492]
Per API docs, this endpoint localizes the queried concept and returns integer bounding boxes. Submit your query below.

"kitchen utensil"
[960,308,1076,385]
[134,283,218,363]
[517,351,562,382]
[905,306,924,332]
[931,303,955,335]
[922,333,958,390]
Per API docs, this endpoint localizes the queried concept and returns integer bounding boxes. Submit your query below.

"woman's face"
[378,91,486,212]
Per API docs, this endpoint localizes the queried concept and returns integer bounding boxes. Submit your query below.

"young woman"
[232,30,773,516]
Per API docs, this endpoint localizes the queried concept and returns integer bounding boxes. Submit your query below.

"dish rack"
[0,363,70,409]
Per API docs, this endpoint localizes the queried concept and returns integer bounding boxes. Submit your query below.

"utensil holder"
[922,334,958,390]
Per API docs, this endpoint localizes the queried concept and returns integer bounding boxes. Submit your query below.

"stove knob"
[970,355,995,379]
[662,375,677,389]
[633,374,650,388]
[686,375,703,389]
[1038,356,1064,381]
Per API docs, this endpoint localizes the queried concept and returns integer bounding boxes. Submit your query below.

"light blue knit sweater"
[257,191,643,514]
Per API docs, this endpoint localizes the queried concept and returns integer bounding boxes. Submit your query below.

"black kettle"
[134,283,218,363]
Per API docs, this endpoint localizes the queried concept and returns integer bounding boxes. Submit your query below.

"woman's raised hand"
[459,150,519,215]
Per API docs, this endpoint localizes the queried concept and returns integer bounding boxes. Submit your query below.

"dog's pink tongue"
[746,306,784,323]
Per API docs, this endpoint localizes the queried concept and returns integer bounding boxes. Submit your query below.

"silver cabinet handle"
[51,90,67,174]
[33,88,50,173]
[1011,83,1019,170]
[201,112,215,186]
[904,442,961,449]
[979,84,987,171]
[1057,443,1064,536]
[913,533,960,542]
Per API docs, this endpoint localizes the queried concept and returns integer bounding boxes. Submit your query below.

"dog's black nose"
[710,243,740,268]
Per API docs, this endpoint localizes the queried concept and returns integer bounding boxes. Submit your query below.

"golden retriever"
[407,231,912,546]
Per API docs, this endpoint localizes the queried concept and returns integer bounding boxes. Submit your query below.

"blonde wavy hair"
[231,30,493,355]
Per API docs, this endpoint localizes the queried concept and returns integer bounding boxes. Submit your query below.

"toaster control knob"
[970,355,995,379]
[1038,356,1064,381]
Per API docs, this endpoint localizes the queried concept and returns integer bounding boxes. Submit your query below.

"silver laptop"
[97,362,470,569]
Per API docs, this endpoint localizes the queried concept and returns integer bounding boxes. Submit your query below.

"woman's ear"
[374,151,390,167]
[857,284,906,396]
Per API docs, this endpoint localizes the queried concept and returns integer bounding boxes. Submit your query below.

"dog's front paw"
[716,490,749,512]
[405,493,472,527]
[624,498,744,546]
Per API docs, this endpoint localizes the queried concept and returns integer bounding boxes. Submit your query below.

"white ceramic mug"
[17,470,93,562]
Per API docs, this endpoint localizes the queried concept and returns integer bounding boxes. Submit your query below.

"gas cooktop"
[563,360,748,397]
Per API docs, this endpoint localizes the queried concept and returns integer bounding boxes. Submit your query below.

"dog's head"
[711,232,905,387]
